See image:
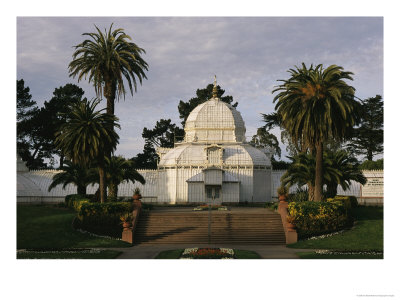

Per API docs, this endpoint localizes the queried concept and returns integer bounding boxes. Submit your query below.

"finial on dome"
[212,75,218,99]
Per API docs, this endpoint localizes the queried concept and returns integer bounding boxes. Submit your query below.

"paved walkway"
[108,244,314,259]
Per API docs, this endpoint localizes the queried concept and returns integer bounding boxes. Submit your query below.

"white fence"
[271,169,384,205]
[18,168,384,205]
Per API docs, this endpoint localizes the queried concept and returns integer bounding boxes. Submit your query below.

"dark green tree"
[142,119,185,148]
[273,63,360,201]
[131,142,159,169]
[359,158,383,170]
[55,98,120,203]
[17,79,38,123]
[347,95,383,161]
[69,24,148,117]
[132,119,184,169]
[41,84,85,168]
[250,127,281,158]
[17,79,50,169]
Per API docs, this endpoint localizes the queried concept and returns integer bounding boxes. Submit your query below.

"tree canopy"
[273,63,360,201]
[69,23,148,116]
[55,98,120,203]
[347,95,383,161]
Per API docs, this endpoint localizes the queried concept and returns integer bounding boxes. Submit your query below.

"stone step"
[134,210,286,245]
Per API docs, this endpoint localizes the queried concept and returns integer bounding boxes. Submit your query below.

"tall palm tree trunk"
[307,182,315,201]
[77,185,87,195]
[98,163,107,203]
[314,142,324,202]
[108,183,118,199]
[104,81,116,160]
[104,79,116,116]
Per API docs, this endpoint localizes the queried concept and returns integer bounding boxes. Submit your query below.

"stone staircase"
[133,208,286,245]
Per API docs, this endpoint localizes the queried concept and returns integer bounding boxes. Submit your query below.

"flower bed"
[193,205,228,211]
[180,248,235,259]
[314,249,383,256]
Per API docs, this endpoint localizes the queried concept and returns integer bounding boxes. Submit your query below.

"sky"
[16,16,383,162]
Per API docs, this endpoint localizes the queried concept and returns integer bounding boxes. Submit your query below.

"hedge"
[66,194,134,238]
[288,200,353,239]
[327,195,358,209]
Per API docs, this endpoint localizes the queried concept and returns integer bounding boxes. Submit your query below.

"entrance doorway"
[205,185,221,203]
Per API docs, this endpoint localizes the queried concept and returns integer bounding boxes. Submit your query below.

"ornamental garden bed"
[193,205,228,211]
[296,250,383,259]
[155,248,260,259]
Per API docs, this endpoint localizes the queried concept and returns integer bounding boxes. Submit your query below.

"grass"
[154,249,261,259]
[288,206,383,251]
[17,250,122,259]
[17,204,131,250]
[296,252,383,259]
[155,249,184,259]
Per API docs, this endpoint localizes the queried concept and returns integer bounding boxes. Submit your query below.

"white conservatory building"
[156,80,272,204]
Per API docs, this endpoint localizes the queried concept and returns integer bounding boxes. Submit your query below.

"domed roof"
[184,97,246,143]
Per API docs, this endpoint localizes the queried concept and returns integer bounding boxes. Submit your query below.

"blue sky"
[17,17,383,162]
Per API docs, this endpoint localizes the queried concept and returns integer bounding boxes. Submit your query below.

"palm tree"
[48,160,96,195]
[280,152,340,201]
[273,63,360,201]
[282,151,366,200]
[68,24,148,116]
[106,156,145,198]
[55,98,120,203]
[91,156,146,198]
[324,150,367,198]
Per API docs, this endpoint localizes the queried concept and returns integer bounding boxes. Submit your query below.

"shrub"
[359,159,383,170]
[326,196,358,211]
[288,189,308,202]
[74,202,133,238]
[277,186,289,196]
[288,201,353,239]
[65,194,91,210]
[265,202,278,210]
[331,195,358,209]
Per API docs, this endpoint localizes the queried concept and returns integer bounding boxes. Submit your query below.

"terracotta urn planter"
[278,195,287,202]
[133,194,142,201]
[286,222,296,230]
[133,199,142,209]
[122,222,132,231]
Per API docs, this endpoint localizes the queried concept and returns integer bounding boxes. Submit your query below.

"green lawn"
[288,206,383,251]
[154,249,260,259]
[17,204,131,251]
[155,249,184,259]
[17,249,122,259]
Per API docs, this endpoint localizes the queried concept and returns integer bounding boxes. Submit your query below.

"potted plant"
[277,186,289,202]
[120,213,133,231]
[286,215,296,230]
[132,187,142,201]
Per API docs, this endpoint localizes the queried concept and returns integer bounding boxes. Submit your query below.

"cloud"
[17,17,383,158]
